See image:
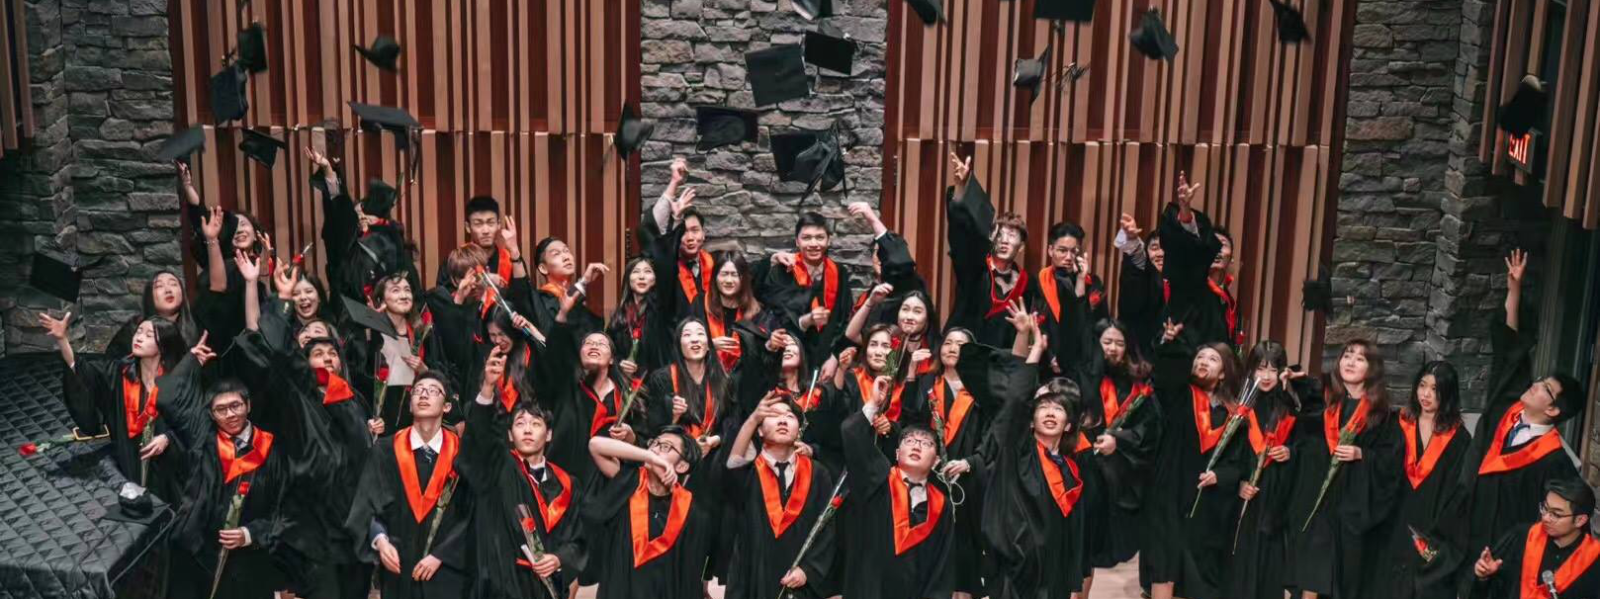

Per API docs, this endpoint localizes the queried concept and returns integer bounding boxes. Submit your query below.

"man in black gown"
[944,152,1032,350]
[1471,478,1600,598]
[586,426,718,599]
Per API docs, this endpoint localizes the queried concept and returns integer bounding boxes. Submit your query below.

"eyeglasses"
[413,385,446,399]
[211,401,248,416]
[649,439,682,456]
[581,338,611,349]
[900,436,936,450]
[1540,379,1560,402]
[1540,503,1575,520]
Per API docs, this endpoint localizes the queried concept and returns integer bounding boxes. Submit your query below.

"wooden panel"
[882,0,1355,361]
[169,0,640,301]
[0,0,33,159]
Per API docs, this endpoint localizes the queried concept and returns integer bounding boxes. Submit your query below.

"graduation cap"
[792,0,832,20]
[341,295,399,338]
[1266,0,1311,44]
[348,102,421,151]
[1034,0,1096,22]
[28,253,86,304]
[1129,8,1179,61]
[746,44,811,107]
[804,27,857,76]
[361,179,398,220]
[695,105,760,151]
[904,0,943,25]
[616,102,654,160]
[237,23,268,74]
[1497,75,1547,136]
[772,128,845,201]
[209,65,249,123]
[1013,45,1051,104]
[239,129,287,169]
[1301,266,1332,313]
[354,36,402,71]
[156,126,207,162]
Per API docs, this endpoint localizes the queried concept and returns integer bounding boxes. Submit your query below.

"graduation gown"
[740,344,848,474]
[1155,204,1242,349]
[642,208,713,322]
[1031,264,1109,375]
[607,296,673,379]
[541,321,648,483]
[905,373,989,593]
[1074,367,1163,568]
[834,367,913,460]
[723,453,839,599]
[586,464,719,599]
[529,282,605,343]
[59,354,198,502]
[459,398,587,599]
[957,343,1087,599]
[1117,247,1167,355]
[755,254,855,372]
[1226,394,1305,599]
[641,363,737,442]
[345,427,474,598]
[1284,392,1404,598]
[1379,417,1472,599]
[346,308,455,432]
[1470,525,1600,599]
[944,183,1029,349]
[838,409,954,599]
[844,231,929,356]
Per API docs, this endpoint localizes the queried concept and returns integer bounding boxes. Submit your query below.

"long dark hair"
[668,318,731,429]
[486,308,536,399]
[1244,340,1296,420]
[1091,318,1152,380]
[1403,360,1463,433]
[1324,339,1391,418]
[710,250,760,315]
[141,270,201,346]
[1194,341,1243,401]
[895,290,942,341]
[147,318,189,373]
[609,256,656,328]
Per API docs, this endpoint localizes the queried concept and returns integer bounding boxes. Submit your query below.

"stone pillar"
[0,0,178,355]
[637,0,887,287]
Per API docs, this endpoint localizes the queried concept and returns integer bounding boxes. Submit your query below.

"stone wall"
[637,0,887,288]
[0,0,178,356]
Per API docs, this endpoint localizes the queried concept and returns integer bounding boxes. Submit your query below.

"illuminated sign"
[1507,130,1538,174]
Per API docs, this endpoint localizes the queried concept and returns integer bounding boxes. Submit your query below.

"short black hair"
[412,371,453,400]
[1034,378,1082,428]
[899,424,938,446]
[1550,372,1586,424]
[794,212,830,238]
[302,335,342,357]
[207,378,252,407]
[1048,221,1085,244]
[465,196,500,219]
[680,207,705,228]
[511,401,553,427]
[1547,477,1596,523]
[657,425,702,473]
[534,236,561,265]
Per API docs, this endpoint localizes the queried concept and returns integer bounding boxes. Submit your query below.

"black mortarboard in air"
[804,27,857,76]
[239,129,287,169]
[1498,75,1547,136]
[354,36,402,71]
[1267,0,1311,44]
[772,128,844,201]
[695,106,760,151]
[238,23,268,74]
[361,179,398,220]
[28,253,86,304]
[1301,266,1333,313]
[348,102,421,151]
[747,44,812,107]
[341,295,399,338]
[1034,0,1096,22]
[156,126,207,162]
[1013,45,1051,104]
[210,65,249,123]
[616,102,654,160]
[792,0,832,20]
[1129,9,1179,61]
[904,0,943,25]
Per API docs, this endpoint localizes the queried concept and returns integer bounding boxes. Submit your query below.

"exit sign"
[1507,130,1539,174]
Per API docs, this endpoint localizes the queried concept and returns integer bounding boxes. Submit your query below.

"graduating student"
[910,327,986,598]
[944,152,1032,349]
[184,161,276,350]
[1141,333,1250,599]
[846,286,941,380]
[106,270,205,356]
[1033,221,1110,373]
[1284,339,1404,599]
[831,323,924,457]
[1459,249,1584,591]
[1156,174,1244,349]
[746,327,848,472]
[722,391,840,599]
[461,349,588,599]
[842,200,927,332]
[529,235,608,339]
[608,256,672,379]
[700,250,789,373]
[432,195,528,288]
[1113,212,1167,353]
[645,158,714,319]
[167,379,316,599]
[1227,341,1309,599]
[345,372,475,598]
[422,245,498,387]
[642,318,736,447]
[585,426,719,599]
[541,290,651,480]
[838,373,955,599]
[1470,478,1600,598]
[305,148,416,310]
[757,212,856,371]
[1379,361,1472,599]
[1072,319,1163,589]
[945,328,1088,599]
[352,273,453,433]
[41,311,203,502]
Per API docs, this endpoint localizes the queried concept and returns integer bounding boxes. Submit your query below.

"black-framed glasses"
[649,439,682,457]
[1540,502,1575,520]
[211,401,248,416]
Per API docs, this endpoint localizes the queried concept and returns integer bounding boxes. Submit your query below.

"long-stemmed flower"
[515,504,562,598]
[1189,377,1259,518]
[207,480,252,599]
[775,472,848,599]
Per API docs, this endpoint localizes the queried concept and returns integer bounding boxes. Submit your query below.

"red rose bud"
[18,443,37,457]
[630,378,644,392]
[362,284,375,299]
[521,517,536,533]
[422,310,434,325]
[631,327,642,341]
[829,496,844,509]
[377,366,391,382]
[315,368,332,386]
[238,481,252,496]
[891,337,904,350]
[1034,314,1046,327]
[1089,291,1103,307]
[293,253,307,266]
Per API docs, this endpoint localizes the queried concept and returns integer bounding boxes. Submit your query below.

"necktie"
[905,480,927,525]
[1505,420,1530,450]
[421,445,438,464]
[993,269,1015,286]
[530,466,546,483]
[774,462,791,502]
[233,435,252,456]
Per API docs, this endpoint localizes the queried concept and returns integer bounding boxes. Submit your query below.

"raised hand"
[1474,547,1502,579]
[499,213,520,253]
[581,262,610,286]
[175,161,202,206]
[38,311,72,341]
[304,147,333,172]
[670,187,697,222]
[1176,171,1202,208]
[273,262,295,298]
[1160,318,1184,345]
[836,347,858,372]
[1119,213,1143,239]
[201,206,225,241]
[190,331,217,365]
[481,347,507,398]
[671,395,689,423]
[670,156,689,183]
[770,251,796,268]
[234,249,261,283]
[1004,298,1033,333]
[867,283,893,307]
[949,151,972,186]
[871,375,893,411]
[1505,248,1528,287]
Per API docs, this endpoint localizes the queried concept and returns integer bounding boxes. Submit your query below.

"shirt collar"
[233,423,254,443]
[410,427,445,454]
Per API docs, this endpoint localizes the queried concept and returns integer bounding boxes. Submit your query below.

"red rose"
[18,443,37,457]
[362,284,375,300]
[521,517,536,533]
[631,327,642,341]
[293,253,307,266]
[1088,290,1103,308]
[1412,536,1429,555]
[238,481,252,496]
[630,378,644,392]
[421,310,434,326]
[829,496,844,509]
[377,366,391,382]
[1034,314,1046,327]
[890,337,904,350]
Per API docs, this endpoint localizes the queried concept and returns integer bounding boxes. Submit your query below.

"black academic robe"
[642,209,712,322]
[586,464,719,599]
[1141,348,1250,599]
[459,398,587,599]
[754,254,855,372]
[1459,318,1579,596]
[1378,417,1472,599]
[314,166,421,317]
[641,363,738,442]
[1031,264,1109,375]
[723,453,838,599]
[833,367,914,460]
[904,372,990,593]
[422,285,489,392]
[1284,392,1404,598]
[945,182,1028,350]
[1156,204,1242,350]
[838,409,954,599]
[607,295,673,379]
[1226,393,1306,599]
[957,343,1087,599]
[843,231,930,357]
[345,309,456,432]
[1117,248,1167,355]
[529,282,605,344]
[740,342,848,474]
[345,428,474,599]
[1471,525,1600,599]
[59,353,198,503]
[542,321,648,483]
[1073,365,1163,568]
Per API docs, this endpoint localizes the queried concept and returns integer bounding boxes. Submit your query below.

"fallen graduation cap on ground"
[354,36,402,71]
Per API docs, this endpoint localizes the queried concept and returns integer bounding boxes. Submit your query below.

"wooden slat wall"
[168,0,640,307]
[882,0,1353,362]
[0,0,33,160]
[1482,0,1600,229]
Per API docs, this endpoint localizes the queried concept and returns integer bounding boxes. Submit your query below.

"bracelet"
[205,239,219,246]
[510,256,525,264]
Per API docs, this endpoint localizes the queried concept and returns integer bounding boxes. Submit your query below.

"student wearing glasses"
[586,425,721,599]
[1470,478,1600,598]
